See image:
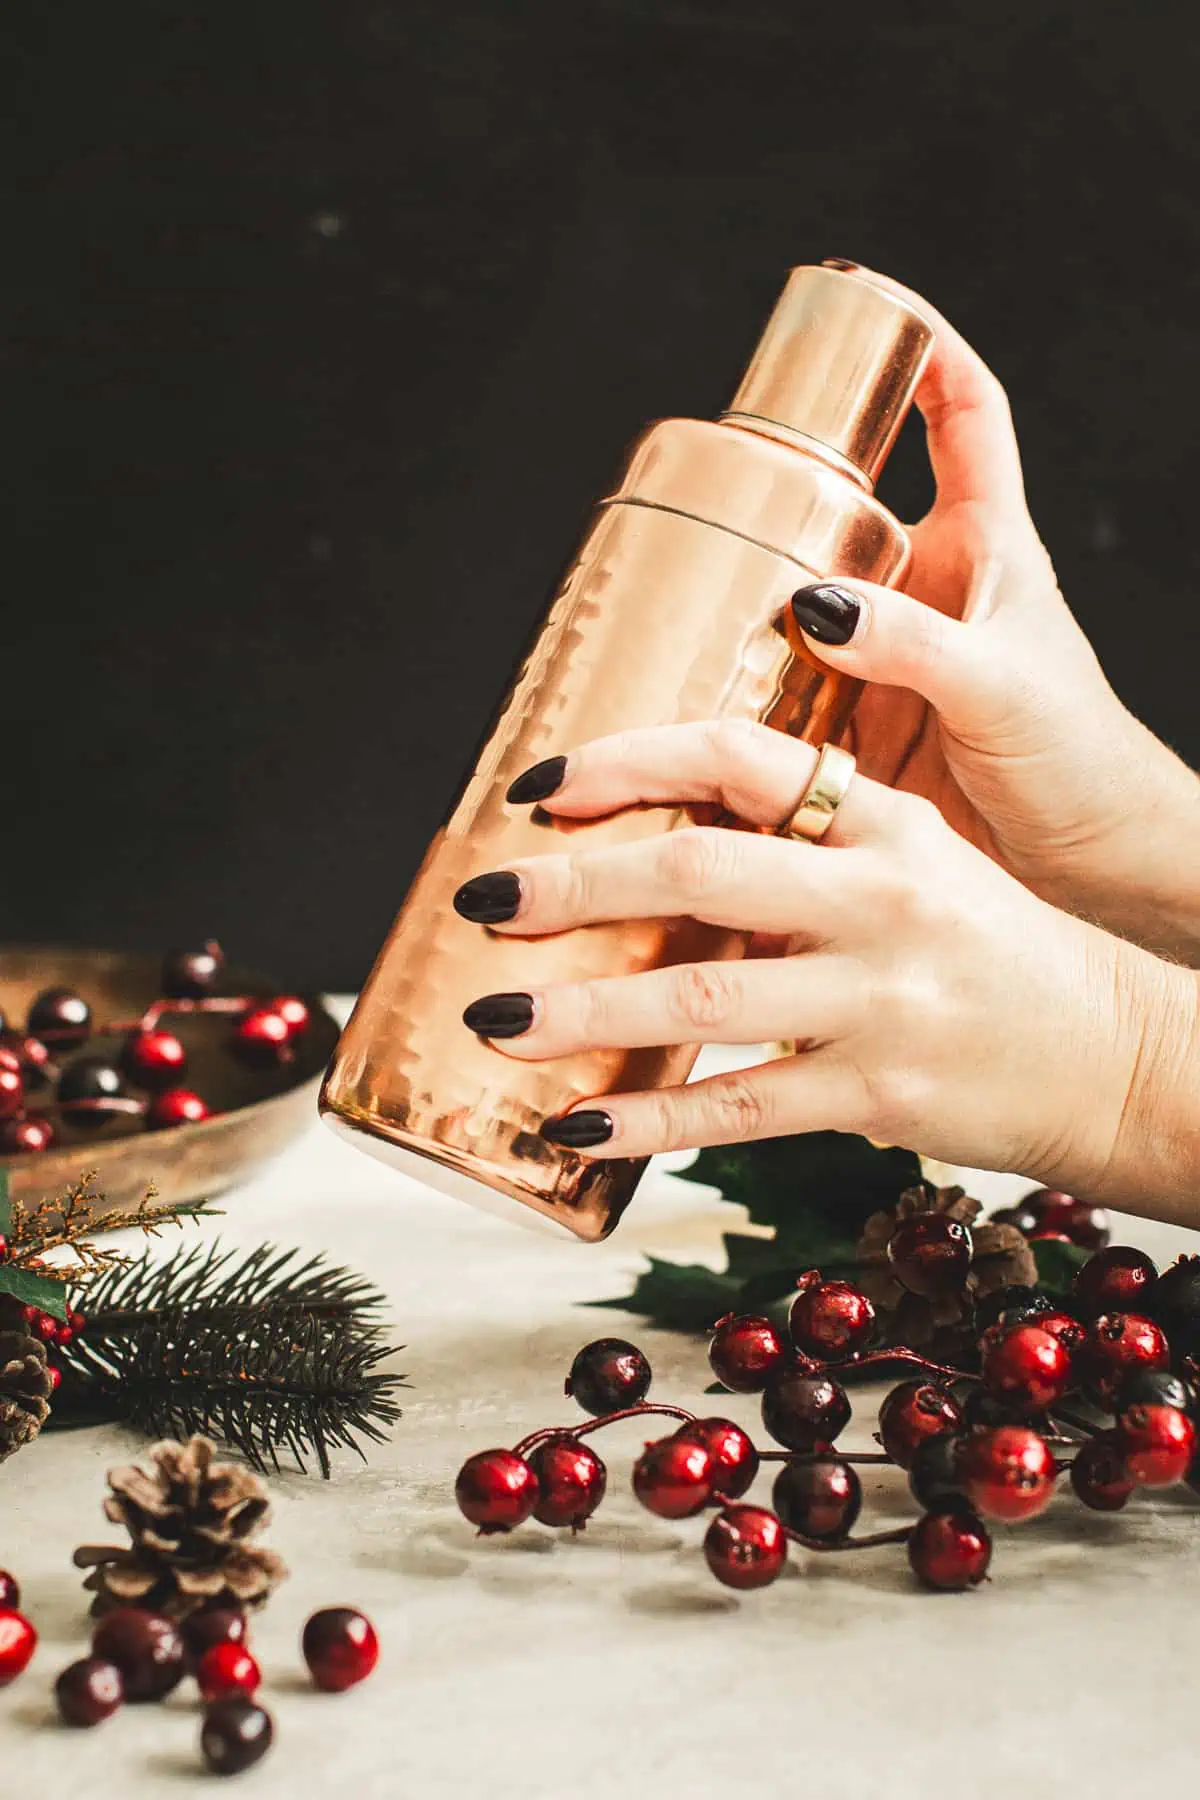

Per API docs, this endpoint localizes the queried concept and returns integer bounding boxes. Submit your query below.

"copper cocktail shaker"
[321,265,933,1239]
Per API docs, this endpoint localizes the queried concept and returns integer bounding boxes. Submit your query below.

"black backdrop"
[7,1,1199,990]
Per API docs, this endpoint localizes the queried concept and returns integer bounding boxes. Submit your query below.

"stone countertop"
[5,1012,1200,1798]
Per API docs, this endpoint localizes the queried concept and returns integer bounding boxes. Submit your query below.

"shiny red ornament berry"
[708,1313,788,1393]
[887,1213,973,1297]
[454,1448,539,1534]
[182,1607,249,1668]
[703,1505,787,1590]
[788,1273,875,1361]
[1080,1312,1169,1409]
[988,1203,1041,1237]
[0,1571,19,1609]
[30,1310,58,1343]
[565,1338,651,1416]
[1023,1190,1112,1252]
[878,1380,964,1470]
[982,1324,1073,1411]
[201,1697,274,1776]
[527,1435,607,1529]
[57,1056,127,1130]
[1070,1429,1135,1511]
[0,1046,20,1078]
[908,1507,992,1591]
[196,1643,262,1701]
[1073,1245,1157,1316]
[1116,1403,1196,1487]
[771,1453,861,1541]
[0,1115,55,1154]
[272,995,312,1037]
[0,1066,23,1120]
[957,1424,1056,1523]
[55,1656,125,1726]
[0,1608,37,1684]
[146,1087,212,1130]
[1034,1310,1087,1352]
[92,1607,186,1701]
[162,942,224,1000]
[632,1435,714,1519]
[46,1364,62,1392]
[301,1607,380,1692]
[761,1370,851,1452]
[15,1034,53,1090]
[674,1417,759,1500]
[27,987,91,1049]
[231,1007,292,1066]
[122,1028,187,1090]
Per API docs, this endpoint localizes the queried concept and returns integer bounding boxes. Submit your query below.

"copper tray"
[0,948,338,1215]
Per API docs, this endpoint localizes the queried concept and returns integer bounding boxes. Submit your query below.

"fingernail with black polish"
[539,1109,614,1149]
[506,755,567,805]
[790,582,862,647]
[453,870,522,924]
[822,257,860,271]
[462,992,535,1038]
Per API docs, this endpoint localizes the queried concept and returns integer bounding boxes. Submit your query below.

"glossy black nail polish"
[790,582,861,647]
[506,756,567,805]
[822,258,860,271]
[462,992,535,1038]
[539,1110,614,1149]
[452,871,522,924]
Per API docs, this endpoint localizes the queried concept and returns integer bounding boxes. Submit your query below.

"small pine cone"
[74,1435,288,1619]
[0,1327,54,1463]
[856,1183,1037,1347]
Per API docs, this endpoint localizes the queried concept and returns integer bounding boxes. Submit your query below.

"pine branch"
[73,1240,389,1330]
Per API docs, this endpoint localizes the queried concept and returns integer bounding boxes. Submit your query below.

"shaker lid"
[723,265,934,486]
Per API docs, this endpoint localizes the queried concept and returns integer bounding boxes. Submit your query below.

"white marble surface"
[5,1011,1200,1798]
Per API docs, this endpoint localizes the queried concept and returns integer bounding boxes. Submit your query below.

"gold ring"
[779,744,857,842]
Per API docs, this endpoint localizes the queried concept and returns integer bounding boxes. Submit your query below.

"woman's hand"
[458,721,1200,1220]
[792,264,1200,964]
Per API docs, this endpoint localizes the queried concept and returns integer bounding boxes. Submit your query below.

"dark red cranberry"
[708,1314,788,1393]
[1080,1312,1169,1409]
[0,1608,36,1684]
[1022,1190,1110,1250]
[182,1607,249,1668]
[146,1087,212,1129]
[761,1370,850,1452]
[301,1607,379,1692]
[788,1274,875,1361]
[878,1380,964,1469]
[887,1213,973,1297]
[272,995,311,1037]
[771,1454,861,1541]
[55,1655,124,1725]
[92,1608,185,1701]
[1116,1367,1195,1416]
[1116,1403,1196,1486]
[57,1056,127,1130]
[0,1115,55,1154]
[673,1418,759,1499]
[231,1008,292,1066]
[527,1435,607,1529]
[974,1286,1051,1333]
[957,1425,1056,1523]
[565,1338,651,1416]
[162,942,224,1000]
[988,1204,1041,1237]
[1034,1310,1087,1352]
[1146,1254,1200,1362]
[27,988,91,1049]
[982,1324,1072,1411]
[703,1505,787,1590]
[0,1571,19,1610]
[0,1045,19,1077]
[29,1310,58,1343]
[1070,1429,1135,1511]
[196,1644,262,1701]
[908,1507,991,1590]
[0,1066,23,1120]
[454,1449,539,1534]
[46,1363,62,1393]
[632,1436,714,1519]
[201,1697,274,1776]
[1073,1246,1157,1316]
[14,1034,53,1090]
[121,1028,187,1090]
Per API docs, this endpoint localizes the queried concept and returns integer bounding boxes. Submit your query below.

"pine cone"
[0,1326,53,1463]
[74,1435,289,1618]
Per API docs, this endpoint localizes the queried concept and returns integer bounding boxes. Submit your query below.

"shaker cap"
[724,265,934,486]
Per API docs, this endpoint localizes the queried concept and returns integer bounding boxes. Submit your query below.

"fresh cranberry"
[27,988,91,1049]
[146,1088,212,1129]
[92,1607,186,1701]
[887,1213,973,1297]
[565,1338,651,1415]
[527,1435,607,1528]
[771,1454,861,1541]
[908,1432,968,1511]
[877,1380,964,1470]
[1080,1313,1169,1409]
[200,1697,274,1775]
[982,1324,1073,1411]
[703,1505,787,1590]
[708,1314,789,1393]
[1034,1310,1087,1352]
[162,942,224,1000]
[761,1370,850,1452]
[1069,1430,1135,1511]
[632,1435,714,1519]
[788,1274,875,1361]
[122,1028,187,1090]
[1116,1403,1196,1487]
[272,996,312,1037]
[0,1609,37,1684]
[301,1608,380,1692]
[29,1310,58,1343]
[1022,1190,1111,1251]
[0,1115,55,1154]
[1073,1246,1157,1316]
[196,1643,262,1702]
[0,1571,19,1610]
[57,1056,127,1131]
[957,1425,1056,1523]
[908,1507,992,1590]
[55,1656,124,1726]
[182,1606,249,1668]
[231,1008,292,1066]
[454,1449,539,1534]
[673,1418,759,1499]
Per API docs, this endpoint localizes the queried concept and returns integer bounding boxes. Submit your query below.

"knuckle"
[698,716,762,764]
[556,853,593,922]
[657,827,735,899]
[707,1074,772,1141]
[668,962,741,1032]
[860,1063,930,1145]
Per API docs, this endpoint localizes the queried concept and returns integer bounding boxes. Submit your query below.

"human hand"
[790,264,1200,962]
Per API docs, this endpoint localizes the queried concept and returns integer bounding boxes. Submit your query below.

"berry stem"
[840,1348,975,1383]
[512,1403,696,1459]
[757,1450,894,1465]
[782,1521,913,1553]
[31,1096,148,1119]
[107,996,255,1035]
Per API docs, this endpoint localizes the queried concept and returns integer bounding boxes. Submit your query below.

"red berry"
[196,1643,262,1701]
[878,1380,964,1470]
[988,1203,1042,1236]
[0,1046,20,1078]
[1073,1245,1157,1315]
[908,1507,992,1591]
[788,1274,875,1360]
[201,1697,274,1776]
[0,1115,55,1154]
[301,1607,379,1693]
[771,1454,861,1541]
[27,987,91,1049]
[1070,1429,1135,1511]
[455,1449,539,1534]
[162,942,224,1000]
[182,1606,249,1668]
[1034,1310,1087,1352]
[1023,1190,1111,1252]
[632,1435,714,1519]
[0,1571,19,1609]
[55,1656,125,1726]
[673,1418,759,1500]
[231,1008,292,1066]
[146,1088,212,1130]
[761,1370,850,1452]
[703,1505,787,1590]
[1116,1402,1196,1487]
[1080,1312,1169,1409]
[982,1324,1073,1411]
[122,1028,187,1090]
[69,1310,86,1335]
[30,1310,58,1343]
[957,1425,1056,1523]
[887,1213,973,1297]
[565,1338,651,1416]
[708,1314,788,1393]
[57,1056,127,1130]
[92,1608,185,1701]
[46,1364,62,1392]
[272,995,311,1037]
[0,1608,37,1684]
[0,1066,23,1119]
[16,1035,53,1089]
[527,1435,607,1529]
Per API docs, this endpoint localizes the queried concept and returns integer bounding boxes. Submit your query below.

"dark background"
[6,2,1198,990]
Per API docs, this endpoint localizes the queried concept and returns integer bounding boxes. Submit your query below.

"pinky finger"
[541,1052,864,1158]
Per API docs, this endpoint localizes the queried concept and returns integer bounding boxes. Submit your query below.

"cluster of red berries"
[0,1296,88,1394]
[0,1574,378,1778]
[0,942,312,1156]
[454,1204,1200,1599]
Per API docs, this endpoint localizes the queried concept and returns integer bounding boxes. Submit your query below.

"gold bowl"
[0,947,338,1214]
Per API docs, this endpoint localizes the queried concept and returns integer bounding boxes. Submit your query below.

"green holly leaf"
[0,1264,68,1320]
[679,1132,922,1241]
[0,1168,11,1238]
[1033,1236,1091,1294]
[589,1258,746,1334]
